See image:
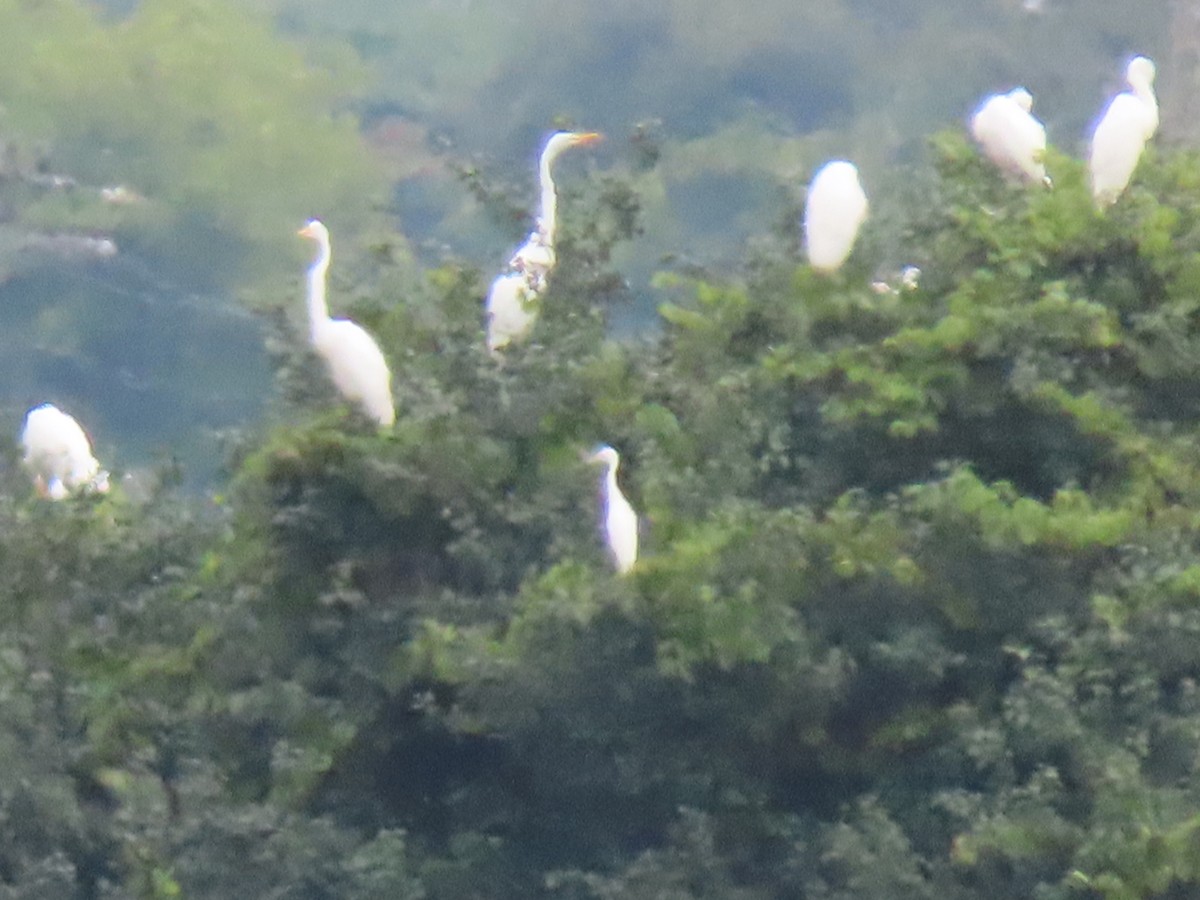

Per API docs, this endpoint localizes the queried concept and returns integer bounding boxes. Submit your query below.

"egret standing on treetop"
[1089,56,1158,207]
[486,130,603,353]
[298,220,395,427]
[970,87,1051,186]
[21,403,109,500]
[587,444,638,575]
[804,160,868,274]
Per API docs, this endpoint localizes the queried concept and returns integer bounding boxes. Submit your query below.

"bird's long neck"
[602,459,620,503]
[306,239,332,336]
[1136,82,1159,131]
[537,151,561,248]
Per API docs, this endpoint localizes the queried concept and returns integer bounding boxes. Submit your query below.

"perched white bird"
[970,87,1050,186]
[587,444,638,575]
[486,130,602,353]
[804,160,869,274]
[1089,56,1158,207]
[298,220,395,427]
[21,403,109,500]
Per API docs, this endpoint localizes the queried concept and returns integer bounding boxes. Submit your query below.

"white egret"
[970,87,1051,186]
[298,220,395,427]
[587,444,638,576]
[1089,56,1158,207]
[804,160,869,274]
[486,130,602,353]
[21,403,109,500]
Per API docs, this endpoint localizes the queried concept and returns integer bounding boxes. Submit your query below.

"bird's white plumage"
[485,272,538,354]
[1089,56,1158,207]
[804,160,869,274]
[311,319,396,426]
[485,131,601,353]
[21,403,109,500]
[508,227,554,283]
[299,220,395,426]
[588,444,638,575]
[970,87,1050,185]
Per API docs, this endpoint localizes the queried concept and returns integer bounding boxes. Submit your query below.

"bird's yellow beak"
[576,132,603,146]
[297,225,314,238]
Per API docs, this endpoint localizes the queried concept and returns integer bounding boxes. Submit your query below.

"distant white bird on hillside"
[1089,56,1158,207]
[586,444,638,575]
[21,403,109,500]
[803,160,868,274]
[298,219,395,427]
[970,87,1051,186]
[486,130,602,353]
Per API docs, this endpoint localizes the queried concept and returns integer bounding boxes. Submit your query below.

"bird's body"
[485,272,538,355]
[1089,56,1158,207]
[588,444,638,575]
[970,88,1049,185]
[508,227,554,284]
[21,403,108,500]
[298,220,395,427]
[804,160,868,274]
[310,318,395,426]
[486,130,601,353]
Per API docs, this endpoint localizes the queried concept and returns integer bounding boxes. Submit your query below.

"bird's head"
[812,159,860,184]
[543,131,604,164]
[1008,88,1034,112]
[568,131,603,148]
[1127,56,1156,88]
[585,444,620,469]
[27,402,59,419]
[298,219,329,243]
